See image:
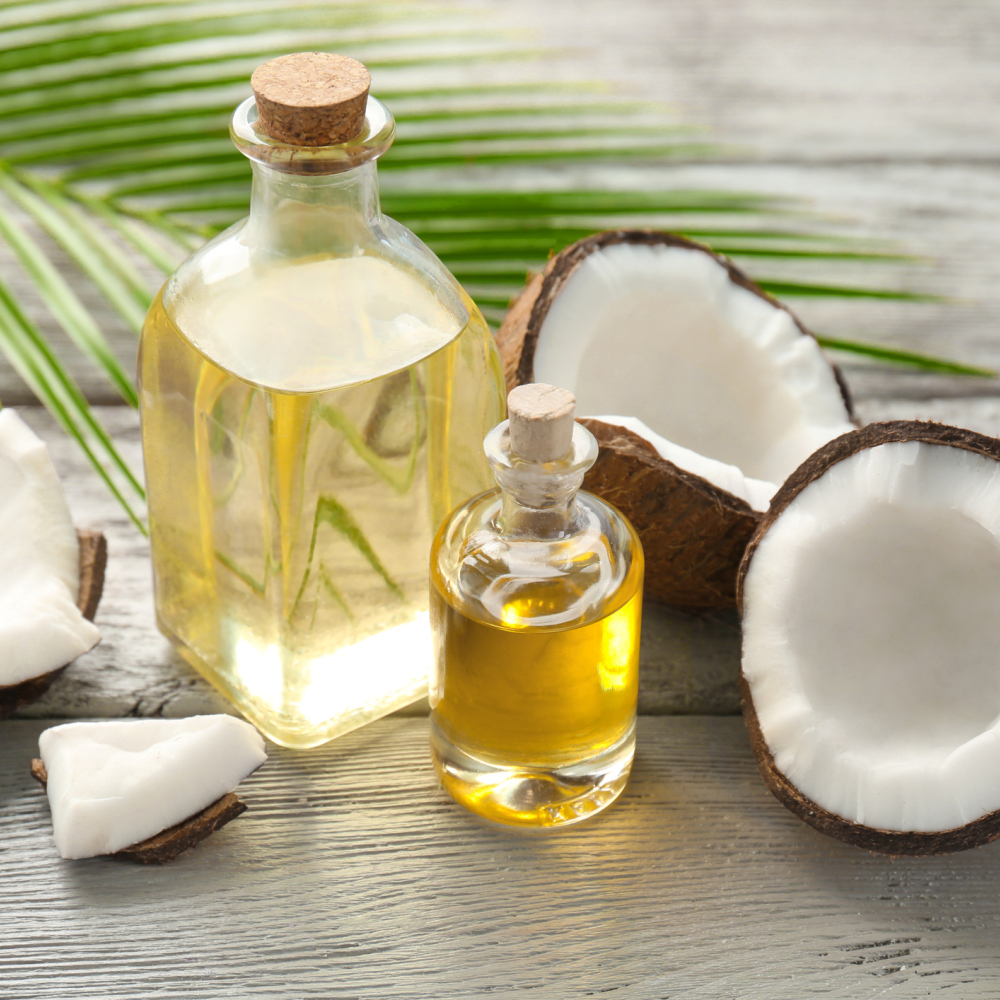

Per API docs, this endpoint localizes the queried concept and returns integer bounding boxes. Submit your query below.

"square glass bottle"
[138,54,505,748]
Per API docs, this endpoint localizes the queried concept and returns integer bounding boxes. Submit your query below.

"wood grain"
[523,0,1000,163]
[3,0,1000,724]
[2,5,1000,995]
[15,400,1000,721]
[5,716,1000,998]
[1,2,999,405]
[11,405,747,719]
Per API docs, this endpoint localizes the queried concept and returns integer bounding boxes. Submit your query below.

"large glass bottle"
[430,384,643,827]
[138,54,505,748]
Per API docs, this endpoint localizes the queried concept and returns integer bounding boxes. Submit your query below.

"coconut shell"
[737,421,1000,856]
[581,419,759,607]
[0,529,107,720]
[496,229,854,609]
[30,759,247,865]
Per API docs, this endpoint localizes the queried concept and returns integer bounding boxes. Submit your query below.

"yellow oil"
[139,259,503,748]
[429,552,643,826]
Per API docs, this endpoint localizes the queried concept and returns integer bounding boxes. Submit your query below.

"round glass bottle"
[430,385,643,827]
[138,55,505,748]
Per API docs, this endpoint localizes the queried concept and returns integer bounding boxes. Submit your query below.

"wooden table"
[5,1,1000,996]
[6,716,1000,998]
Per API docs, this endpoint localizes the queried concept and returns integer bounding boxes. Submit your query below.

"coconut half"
[740,421,1000,856]
[498,230,856,608]
[0,410,105,717]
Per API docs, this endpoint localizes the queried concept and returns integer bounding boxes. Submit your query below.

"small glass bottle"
[430,384,643,827]
[138,53,504,748]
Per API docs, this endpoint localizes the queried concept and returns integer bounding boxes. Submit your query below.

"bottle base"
[430,720,635,828]
[159,616,427,749]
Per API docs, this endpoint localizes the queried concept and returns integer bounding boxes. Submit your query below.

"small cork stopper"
[251,52,371,146]
[508,383,576,463]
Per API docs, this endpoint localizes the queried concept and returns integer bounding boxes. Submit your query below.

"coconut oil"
[429,386,643,827]
[138,56,504,748]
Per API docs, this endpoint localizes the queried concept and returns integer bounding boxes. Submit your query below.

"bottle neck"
[230,92,395,259]
[497,480,583,539]
[246,159,381,257]
[486,421,599,540]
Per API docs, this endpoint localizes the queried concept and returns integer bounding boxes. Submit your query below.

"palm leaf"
[0,270,145,530]
[0,0,984,528]
[0,178,138,405]
[815,336,995,377]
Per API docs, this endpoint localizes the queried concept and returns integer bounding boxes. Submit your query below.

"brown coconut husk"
[496,229,854,610]
[30,759,247,865]
[0,530,107,719]
[737,421,1000,856]
[580,419,759,607]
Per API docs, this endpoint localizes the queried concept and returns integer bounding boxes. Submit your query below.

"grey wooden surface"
[11,404,751,719]
[3,1,1000,407]
[5,1,1000,997]
[5,716,1000,999]
[16,397,1000,721]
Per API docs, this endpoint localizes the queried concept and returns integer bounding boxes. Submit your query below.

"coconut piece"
[588,415,776,512]
[581,419,760,607]
[0,410,105,715]
[116,793,248,865]
[497,230,856,608]
[75,528,107,623]
[36,715,267,860]
[31,759,247,865]
[0,530,106,719]
[739,421,1000,856]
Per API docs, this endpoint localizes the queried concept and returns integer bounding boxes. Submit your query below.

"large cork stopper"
[251,52,371,146]
[507,383,576,463]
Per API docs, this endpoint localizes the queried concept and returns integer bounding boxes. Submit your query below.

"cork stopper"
[507,384,577,463]
[251,52,371,146]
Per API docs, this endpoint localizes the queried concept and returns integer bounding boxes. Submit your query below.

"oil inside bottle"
[140,254,503,748]
[430,563,642,827]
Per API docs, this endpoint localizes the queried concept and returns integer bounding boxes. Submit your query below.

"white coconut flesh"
[39,715,267,859]
[530,242,855,491]
[742,440,1000,833]
[0,409,100,686]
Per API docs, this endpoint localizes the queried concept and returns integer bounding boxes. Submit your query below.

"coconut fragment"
[38,715,267,860]
[497,230,855,608]
[589,416,777,512]
[0,409,100,688]
[580,418,761,607]
[740,421,1000,855]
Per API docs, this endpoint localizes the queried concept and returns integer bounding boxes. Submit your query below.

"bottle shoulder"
[432,489,643,630]
[149,213,489,393]
[163,211,466,314]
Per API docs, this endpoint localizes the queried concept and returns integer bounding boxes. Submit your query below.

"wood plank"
[1,1,999,403]
[4,715,1000,997]
[857,396,1000,432]
[515,0,1000,399]
[524,0,1000,163]
[15,397,1000,721]
[12,405,745,719]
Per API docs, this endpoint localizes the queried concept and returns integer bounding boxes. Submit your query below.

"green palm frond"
[0,0,983,527]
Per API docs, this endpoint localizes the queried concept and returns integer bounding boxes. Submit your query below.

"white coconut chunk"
[531,242,854,485]
[590,415,777,512]
[0,409,100,686]
[39,715,267,860]
[742,440,1000,833]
